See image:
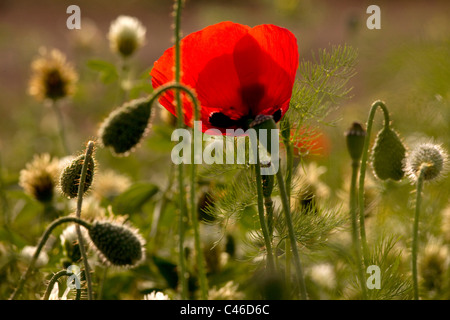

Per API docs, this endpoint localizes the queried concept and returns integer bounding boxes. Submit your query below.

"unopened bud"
[59,154,95,199]
[99,97,152,156]
[88,220,145,268]
[345,122,366,162]
[371,127,406,181]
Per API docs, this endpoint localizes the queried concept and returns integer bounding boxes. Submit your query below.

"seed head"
[108,16,146,57]
[98,97,152,156]
[88,220,146,268]
[91,170,132,202]
[28,48,78,102]
[19,153,60,203]
[59,154,95,199]
[405,142,448,182]
[371,127,406,181]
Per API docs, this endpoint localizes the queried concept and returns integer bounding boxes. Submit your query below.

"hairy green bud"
[60,154,95,199]
[98,97,152,156]
[371,127,406,181]
[88,221,145,267]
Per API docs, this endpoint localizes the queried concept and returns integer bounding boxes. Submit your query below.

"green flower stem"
[350,160,367,299]
[75,141,95,300]
[189,79,208,299]
[50,99,70,155]
[276,168,307,300]
[119,57,131,102]
[263,196,274,242]
[142,3,210,300]
[9,216,91,300]
[142,38,227,303]
[281,119,293,288]
[412,166,426,300]
[254,161,276,272]
[173,0,188,299]
[261,118,306,299]
[190,159,209,300]
[173,0,190,299]
[43,269,82,300]
[358,100,390,262]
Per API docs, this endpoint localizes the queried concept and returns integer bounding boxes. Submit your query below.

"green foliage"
[112,182,159,215]
[286,45,358,127]
[283,45,358,157]
[87,60,119,84]
[365,236,412,300]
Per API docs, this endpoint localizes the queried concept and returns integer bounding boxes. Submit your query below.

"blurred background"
[0,0,449,174]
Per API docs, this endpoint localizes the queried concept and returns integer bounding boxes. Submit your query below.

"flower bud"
[59,154,95,199]
[371,127,406,181]
[88,220,145,268]
[345,122,366,162]
[98,97,152,156]
[405,142,448,182]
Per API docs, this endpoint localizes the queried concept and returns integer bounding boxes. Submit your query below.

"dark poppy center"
[209,112,251,129]
[209,108,282,129]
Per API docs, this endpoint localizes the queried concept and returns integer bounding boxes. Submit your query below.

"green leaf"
[128,80,153,100]
[152,255,178,289]
[146,124,175,152]
[112,182,158,215]
[87,59,119,84]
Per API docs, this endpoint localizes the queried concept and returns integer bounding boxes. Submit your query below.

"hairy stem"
[254,145,276,271]
[350,160,367,299]
[9,216,91,300]
[173,0,189,299]
[264,196,274,242]
[75,141,95,300]
[50,99,70,155]
[412,166,426,300]
[190,96,208,299]
[276,168,307,300]
[282,119,293,288]
[42,269,82,300]
[358,100,390,263]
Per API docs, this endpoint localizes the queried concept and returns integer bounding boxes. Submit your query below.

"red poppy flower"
[151,21,299,133]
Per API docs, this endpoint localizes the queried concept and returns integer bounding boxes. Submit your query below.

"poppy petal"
[151,22,250,130]
[236,24,299,118]
[151,21,299,133]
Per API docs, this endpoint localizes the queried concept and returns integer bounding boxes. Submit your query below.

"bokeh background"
[1,0,449,176]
